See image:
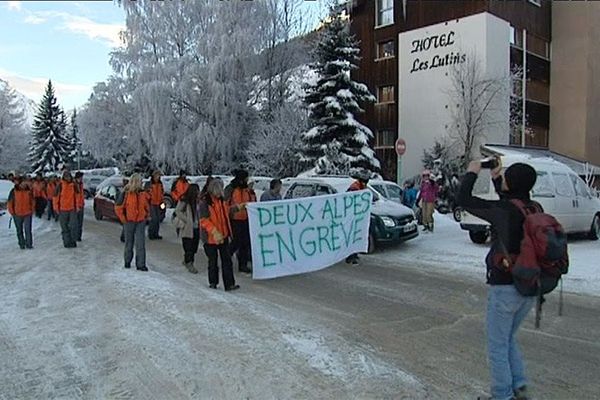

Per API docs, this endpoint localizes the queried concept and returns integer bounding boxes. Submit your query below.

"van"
[283,176,418,252]
[460,155,600,243]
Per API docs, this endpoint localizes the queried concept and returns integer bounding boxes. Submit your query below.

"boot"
[185,262,198,274]
[514,386,529,400]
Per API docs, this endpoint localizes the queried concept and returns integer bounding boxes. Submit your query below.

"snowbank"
[370,213,600,297]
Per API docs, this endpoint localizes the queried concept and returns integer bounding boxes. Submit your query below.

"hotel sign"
[409,31,466,73]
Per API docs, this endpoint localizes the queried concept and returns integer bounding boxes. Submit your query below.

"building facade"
[350,0,551,181]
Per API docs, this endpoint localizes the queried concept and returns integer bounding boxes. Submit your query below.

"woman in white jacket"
[174,184,201,274]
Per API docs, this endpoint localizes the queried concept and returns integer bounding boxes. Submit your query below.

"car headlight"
[160,203,166,210]
[380,216,396,227]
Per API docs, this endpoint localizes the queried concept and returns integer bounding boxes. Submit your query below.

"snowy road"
[0,208,599,399]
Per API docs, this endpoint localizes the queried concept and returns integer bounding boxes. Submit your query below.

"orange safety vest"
[7,187,35,217]
[149,181,164,206]
[115,190,150,223]
[229,187,256,221]
[53,180,78,212]
[200,196,231,245]
[32,180,46,198]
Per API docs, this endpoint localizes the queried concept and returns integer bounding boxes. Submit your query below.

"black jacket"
[457,172,541,285]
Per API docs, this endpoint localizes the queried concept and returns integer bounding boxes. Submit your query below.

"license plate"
[403,223,415,233]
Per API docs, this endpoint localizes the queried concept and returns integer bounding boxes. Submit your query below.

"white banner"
[248,190,372,280]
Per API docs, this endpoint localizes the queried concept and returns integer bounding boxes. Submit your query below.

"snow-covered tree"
[300,6,379,175]
[0,82,28,172]
[78,79,136,168]
[246,102,308,178]
[67,108,83,169]
[28,80,71,173]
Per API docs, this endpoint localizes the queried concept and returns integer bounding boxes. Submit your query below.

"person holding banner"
[345,169,371,265]
[200,178,239,291]
[225,169,256,274]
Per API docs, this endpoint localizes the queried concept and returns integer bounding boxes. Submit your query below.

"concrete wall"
[550,2,600,166]
[398,12,510,179]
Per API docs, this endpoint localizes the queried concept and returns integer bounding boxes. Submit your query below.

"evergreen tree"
[68,108,82,169]
[28,80,71,173]
[300,6,379,175]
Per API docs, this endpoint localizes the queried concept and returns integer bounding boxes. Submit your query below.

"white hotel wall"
[398,12,510,180]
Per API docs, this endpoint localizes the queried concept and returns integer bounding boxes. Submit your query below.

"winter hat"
[233,168,249,180]
[179,169,187,177]
[352,168,372,182]
[504,163,537,197]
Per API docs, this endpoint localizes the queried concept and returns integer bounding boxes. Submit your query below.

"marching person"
[200,178,239,291]
[417,169,439,232]
[170,169,190,205]
[54,170,80,248]
[7,175,35,249]
[32,173,47,218]
[174,184,201,274]
[260,179,283,202]
[458,159,540,400]
[46,176,58,221]
[74,172,85,241]
[146,170,164,240]
[225,168,256,273]
[115,173,149,271]
[346,169,371,265]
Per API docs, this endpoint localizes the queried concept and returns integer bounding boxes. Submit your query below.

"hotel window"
[377,40,395,59]
[510,25,523,48]
[376,0,393,27]
[375,130,396,148]
[377,85,394,103]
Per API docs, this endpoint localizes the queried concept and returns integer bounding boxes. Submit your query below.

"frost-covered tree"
[28,80,71,173]
[300,6,379,175]
[0,81,27,172]
[246,102,308,178]
[78,79,136,168]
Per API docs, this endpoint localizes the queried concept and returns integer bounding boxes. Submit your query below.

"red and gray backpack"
[499,199,569,328]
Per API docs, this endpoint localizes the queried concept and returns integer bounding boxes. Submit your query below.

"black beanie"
[504,163,537,196]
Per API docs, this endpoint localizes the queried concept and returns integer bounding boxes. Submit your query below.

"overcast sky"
[0,0,325,110]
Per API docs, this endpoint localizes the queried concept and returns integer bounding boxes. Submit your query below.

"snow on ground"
[0,212,429,399]
[370,212,600,297]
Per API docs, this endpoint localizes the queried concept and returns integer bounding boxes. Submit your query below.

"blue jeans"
[487,285,535,400]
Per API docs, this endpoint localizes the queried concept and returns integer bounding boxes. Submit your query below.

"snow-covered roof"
[482,144,600,175]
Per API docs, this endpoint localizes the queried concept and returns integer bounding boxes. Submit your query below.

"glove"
[212,229,224,244]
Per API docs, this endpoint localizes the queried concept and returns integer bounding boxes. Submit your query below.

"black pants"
[76,209,84,241]
[47,201,57,221]
[182,228,200,263]
[34,197,47,218]
[148,205,161,238]
[231,220,251,269]
[204,241,235,288]
[13,215,32,248]
[59,211,78,248]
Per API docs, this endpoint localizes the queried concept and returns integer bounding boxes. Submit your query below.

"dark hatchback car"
[93,177,166,222]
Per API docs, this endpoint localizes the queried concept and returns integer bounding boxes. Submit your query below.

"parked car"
[93,177,166,222]
[0,179,12,213]
[283,177,418,252]
[82,174,108,199]
[460,154,600,243]
[370,179,404,204]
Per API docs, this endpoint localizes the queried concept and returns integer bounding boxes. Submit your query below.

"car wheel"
[588,214,600,241]
[367,233,376,254]
[453,207,463,223]
[469,230,488,244]
[94,207,103,221]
